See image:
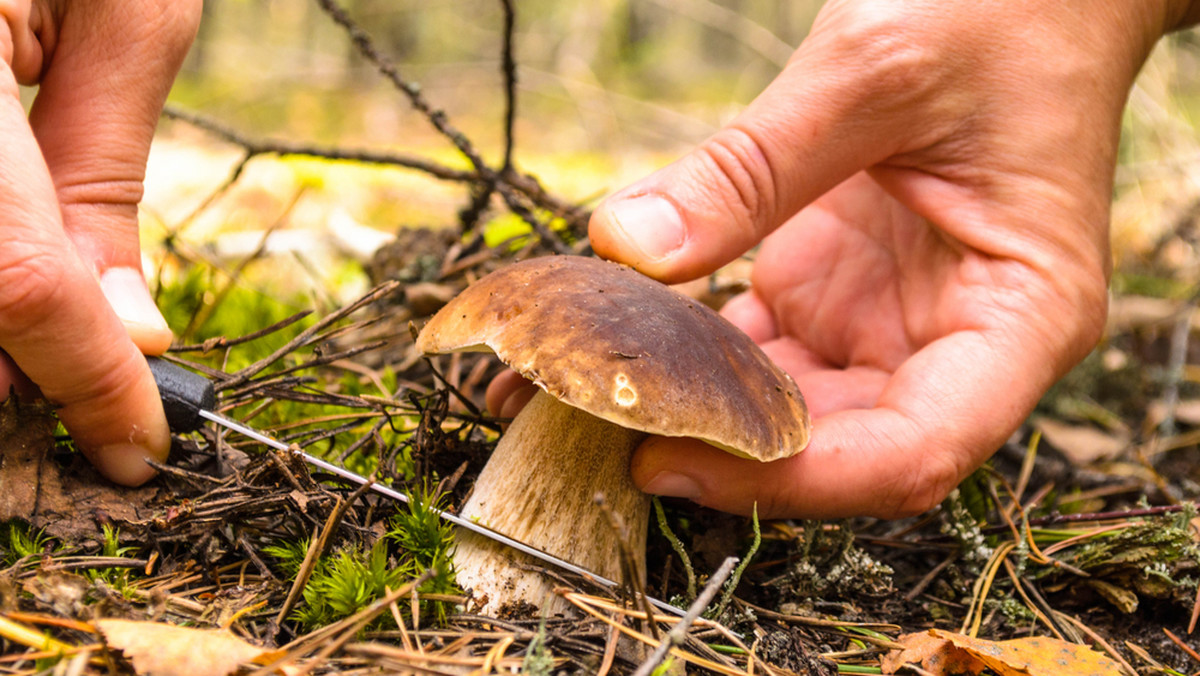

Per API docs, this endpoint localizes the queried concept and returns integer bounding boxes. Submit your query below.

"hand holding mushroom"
[498,0,1200,519]
[418,256,808,613]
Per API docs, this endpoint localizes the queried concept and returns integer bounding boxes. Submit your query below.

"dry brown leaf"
[1146,398,1200,428]
[96,619,286,676]
[1033,417,1129,465]
[882,629,1123,676]
[0,397,160,540]
[881,631,987,674]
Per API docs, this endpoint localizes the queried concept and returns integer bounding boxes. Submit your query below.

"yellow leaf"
[882,629,1123,676]
[96,619,286,676]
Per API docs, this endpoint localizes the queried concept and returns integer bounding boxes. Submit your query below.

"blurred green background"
[130,0,1200,301]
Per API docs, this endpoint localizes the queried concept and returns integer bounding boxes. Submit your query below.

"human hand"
[0,2,200,485]
[495,0,1197,518]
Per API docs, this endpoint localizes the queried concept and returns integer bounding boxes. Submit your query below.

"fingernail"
[606,195,686,262]
[100,267,172,354]
[642,471,702,501]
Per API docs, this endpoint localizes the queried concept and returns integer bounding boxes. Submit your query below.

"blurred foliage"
[177,0,822,149]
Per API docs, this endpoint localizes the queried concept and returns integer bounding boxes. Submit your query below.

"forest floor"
[2,139,1200,673]
[4,4,1200,672]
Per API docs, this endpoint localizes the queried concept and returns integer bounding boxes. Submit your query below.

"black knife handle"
[147,357,216,433]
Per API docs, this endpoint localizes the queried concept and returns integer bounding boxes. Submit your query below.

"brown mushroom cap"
[417,256,810,461]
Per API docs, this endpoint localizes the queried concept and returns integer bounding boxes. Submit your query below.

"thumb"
[28,1,200,352]
[588,10,962,283]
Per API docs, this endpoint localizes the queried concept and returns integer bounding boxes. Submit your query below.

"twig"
[904,551,957,602]
[1053,612,1138,676]
[499,0,518,172]
[961,541,1015,637]
[632,556,738,676]
[163,105,474,183]
[1164,627,1200,665]
[181,188,306,340]
[594,493,660,641]
[218,281,400,391]
[975,501,1200,534]
[1001,558,1066,640]
[274,472,380,627]
[314,0,487,173]
[169,310,314,354]
[314,0,577,252]
[561,592,746,676]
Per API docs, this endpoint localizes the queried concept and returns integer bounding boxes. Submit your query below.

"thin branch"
[499,0,518,172]
[631,556,739,676]
[314,0,489,174]
[163,105,476,183]
[216,281,401,392]
[313,0,581,251]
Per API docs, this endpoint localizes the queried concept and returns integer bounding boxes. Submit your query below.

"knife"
[146,356,686,619]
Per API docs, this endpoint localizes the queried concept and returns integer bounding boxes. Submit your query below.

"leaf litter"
[5,1,1200,674]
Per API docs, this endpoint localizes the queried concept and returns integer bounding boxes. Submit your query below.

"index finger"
[0,61,169,486]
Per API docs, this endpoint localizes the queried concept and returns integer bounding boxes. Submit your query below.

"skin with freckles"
[492,0,1200,519]
[0,1,201,485]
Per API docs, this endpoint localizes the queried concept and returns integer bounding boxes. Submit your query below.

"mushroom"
[416,256,810,613]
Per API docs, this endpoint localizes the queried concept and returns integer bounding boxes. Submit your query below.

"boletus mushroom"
[416,255,810,614]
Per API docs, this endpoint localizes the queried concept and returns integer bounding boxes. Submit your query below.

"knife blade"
[146,356,685,618]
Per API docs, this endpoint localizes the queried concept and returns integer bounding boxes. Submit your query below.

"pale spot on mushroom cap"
[613,373,637,407]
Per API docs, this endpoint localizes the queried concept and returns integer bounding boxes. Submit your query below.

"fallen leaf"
[0,397,59,522]
[882,629,1123,676]
[0,396,161,541]
[881,631,986,674]
[96,619,286,676]
[1033,417,1129,465]
[1145,398,1200,428]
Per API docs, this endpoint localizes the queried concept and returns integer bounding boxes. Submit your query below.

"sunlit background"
[125,0,1200,303]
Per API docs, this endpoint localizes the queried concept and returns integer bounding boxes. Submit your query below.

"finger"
[588,10,965,283]
[717,291,778,344]
[631,325,1070,519]
[0,66,169,485]
[485,369,537,418]
[498,384,538,422]
[0,349,36,400]
[0,1,44,83]
[27,0,200,353]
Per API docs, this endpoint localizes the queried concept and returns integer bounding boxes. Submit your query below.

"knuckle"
[881,449,965,518]
[56,180,145,210]
[695,127,779,235]
[814,3,954,112]
[0,246,69,336]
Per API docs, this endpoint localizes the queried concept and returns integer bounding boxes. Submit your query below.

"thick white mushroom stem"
[454,389,649,614]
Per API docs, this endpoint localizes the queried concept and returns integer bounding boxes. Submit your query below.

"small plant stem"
[653,497,697,600]
[961,541,1015,637]
[631,556,738,676]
